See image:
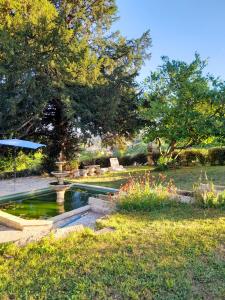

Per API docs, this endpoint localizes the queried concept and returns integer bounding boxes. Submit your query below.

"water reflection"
[57,204,65,214]
[2,188,99,219]
[71,191,83,209]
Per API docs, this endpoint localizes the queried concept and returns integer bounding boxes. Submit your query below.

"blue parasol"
[0,139,45,149]
[0,139,45,189]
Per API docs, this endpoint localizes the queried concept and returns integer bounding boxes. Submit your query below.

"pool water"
[0,188,102,219]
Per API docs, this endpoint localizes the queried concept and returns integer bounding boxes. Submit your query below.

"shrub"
[0,150,43,176]
[172,149,208,166]
[80,153,148,168]
[0,169,42,180]
[65,159,80,171]
[80,156,110,168]
[118,155,132,166]
[125,142,148,156]
[119,153,148,166]
[208,147,225,165]
[80,146,225,169]
[117,173,178,211]
[95,156,111,167]
[155,156,176,171]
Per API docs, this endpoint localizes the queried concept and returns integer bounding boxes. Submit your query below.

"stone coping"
[0,187,54,203]
[0,205,91,231]
[0,210,53,231]
[1,183,200,232]
[50,205,91,223]
[0,182,118,204]
[71,182,118,194]
[0,183,117,232]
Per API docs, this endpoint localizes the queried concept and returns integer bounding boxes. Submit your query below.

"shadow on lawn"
[117,205,225,223]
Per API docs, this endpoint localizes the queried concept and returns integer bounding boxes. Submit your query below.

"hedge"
[80,147,225,169]
[119,153,148,166]
[1,147,224,177]
[208,147,225,165]
[80,153,149,168]
[0,169,42,180]
[172,149,208,166]
[79,156,110,168]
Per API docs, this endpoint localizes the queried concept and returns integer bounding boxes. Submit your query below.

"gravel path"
[0,176,54,197]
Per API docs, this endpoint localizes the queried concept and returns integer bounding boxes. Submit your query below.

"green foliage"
[171,147,225,167]
[208,147,225,165]
[65,158,79,171]
[172,148,208,166]
[80,152,149,168]
[79,149,108,162]
[80,155,110,168]
[155,156,174,171]
[140,54,225,158]
[117,173,177,211]
[0,0,151,168]
[119,153,148,166]
[109,147,225,170]
[0,150,43,173]
[125,141,148,156]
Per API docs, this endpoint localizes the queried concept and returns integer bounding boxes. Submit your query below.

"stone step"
[0,210,53,231]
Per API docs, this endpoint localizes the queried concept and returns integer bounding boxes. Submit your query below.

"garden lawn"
[74,165,225,190]
[0,205,225,299]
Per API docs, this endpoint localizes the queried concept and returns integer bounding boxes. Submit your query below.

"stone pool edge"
[0,182,118,204]
[0,183,119,232]
[0,187,54,204]
[0,197,116,245]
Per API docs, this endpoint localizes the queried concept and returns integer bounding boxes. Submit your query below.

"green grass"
[0,165,224,298]
[74,165,225,190]
[0,205,225,299]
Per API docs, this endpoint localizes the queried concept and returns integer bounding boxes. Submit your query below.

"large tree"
[140,54,225,158]
[0,0,151,168]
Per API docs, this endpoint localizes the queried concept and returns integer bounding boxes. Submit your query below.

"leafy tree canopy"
[0,0,151,168]
[140,54,225,157]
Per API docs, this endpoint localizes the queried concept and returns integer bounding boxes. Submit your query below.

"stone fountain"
[51,153,71,204]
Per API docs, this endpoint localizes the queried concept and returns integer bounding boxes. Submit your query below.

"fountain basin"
[50,157,73,201]
[51,172,69,177]
[51,171,70,185]
[50,182,72,204]
[0,185,113,219]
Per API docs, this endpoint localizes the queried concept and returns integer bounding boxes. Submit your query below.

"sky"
[112,0,225,82]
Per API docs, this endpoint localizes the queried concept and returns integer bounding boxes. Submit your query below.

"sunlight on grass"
[0,206,225,299]
[73,165,225,190]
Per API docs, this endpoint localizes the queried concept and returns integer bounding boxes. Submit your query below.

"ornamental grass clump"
[194,182,225,209]
[193,171,225,208]
[117,173,178,211]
